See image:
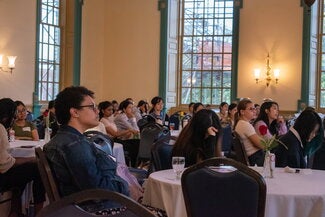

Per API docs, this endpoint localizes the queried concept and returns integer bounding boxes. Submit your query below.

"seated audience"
[98,101,132,139]
[227,103,237,129]
[234,99,265,166]
[43,86,129,213]
[12,101,39,141]
[35,100,59,139]
[111,100,120,118]
[149,96,169,126]
[172,109,222,167]
[0,98,45,216]
[114,100,140,138]
[137,100,149,117]
[254,101,287,139]
[186,102,195,119]
[217,102,229,126]
[114,100,141,167]
[275,109,322,168]
[193,102,204,115]
[125,98,142,122]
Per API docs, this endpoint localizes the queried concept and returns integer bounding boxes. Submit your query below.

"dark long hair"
[0,98,17,129]
[254,101,279,135]
[98,101,112,119]
[173,109,222,158]
[149,96,163,113]
[294,109,322,145]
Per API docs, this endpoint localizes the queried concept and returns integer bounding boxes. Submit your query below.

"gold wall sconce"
[0,54,17,73]
[254,53,280,87]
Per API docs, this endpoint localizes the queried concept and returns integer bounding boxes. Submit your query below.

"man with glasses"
[43,86,129,213]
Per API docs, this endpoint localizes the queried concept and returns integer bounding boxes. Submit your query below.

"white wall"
[0,0,36,106]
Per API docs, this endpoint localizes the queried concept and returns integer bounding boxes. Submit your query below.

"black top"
[275,130,306,168]
[180,135,217,167]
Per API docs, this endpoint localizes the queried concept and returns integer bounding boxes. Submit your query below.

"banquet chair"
[36,189,156,217]
[137,123,170,164]
[232,131,250,166]
[169,111,181,130]
[181,157,266,217]
[35,147,61,203]
[221,125,233,157]
[151,135,176,172]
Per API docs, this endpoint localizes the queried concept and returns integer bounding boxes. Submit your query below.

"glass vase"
[263,151,274,178]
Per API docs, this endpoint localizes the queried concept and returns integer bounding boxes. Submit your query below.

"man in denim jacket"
[43,86,129,212]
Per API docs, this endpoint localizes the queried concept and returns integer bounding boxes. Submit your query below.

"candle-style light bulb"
[0,54,3,66]
[7,56,17,68]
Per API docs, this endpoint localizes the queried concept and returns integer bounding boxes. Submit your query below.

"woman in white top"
[99,100,140,167]
[98,101,133,140]
[234,99,264,166]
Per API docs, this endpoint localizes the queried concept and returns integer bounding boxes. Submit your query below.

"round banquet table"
[9,140,126,164]
[142,168,325,217]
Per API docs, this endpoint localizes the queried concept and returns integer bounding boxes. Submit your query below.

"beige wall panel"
[238,0,303,110]
[81,0,106,101]
[0,0,36,105]
[82,0,160,104]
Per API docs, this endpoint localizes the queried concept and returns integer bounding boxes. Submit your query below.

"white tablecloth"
[143,168,325,217]
[9,140,125,164]
[9,140,45,157]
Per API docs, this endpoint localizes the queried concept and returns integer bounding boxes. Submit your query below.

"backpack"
[84,131,114,155]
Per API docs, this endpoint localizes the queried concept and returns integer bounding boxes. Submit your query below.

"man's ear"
[70,108,79,118]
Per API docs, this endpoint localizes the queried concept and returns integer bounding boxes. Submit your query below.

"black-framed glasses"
[246,107,256,111]
[77,103,98,111]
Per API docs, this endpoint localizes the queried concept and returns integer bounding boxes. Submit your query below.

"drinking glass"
[172,157,185,179]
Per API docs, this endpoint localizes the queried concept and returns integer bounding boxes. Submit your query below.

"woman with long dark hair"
[172,109,222,167]
[253,101,287,139]
[275,109,322,168]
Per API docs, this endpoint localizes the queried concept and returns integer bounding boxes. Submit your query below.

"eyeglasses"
[78,103,98,111]
[246,107,257,111]
[17,109,27,114]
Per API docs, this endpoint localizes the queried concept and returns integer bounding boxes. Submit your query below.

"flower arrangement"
[258,125,286,151]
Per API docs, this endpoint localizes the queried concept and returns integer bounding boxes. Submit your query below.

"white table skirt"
[9,140,125,164]
[143,168,325,217]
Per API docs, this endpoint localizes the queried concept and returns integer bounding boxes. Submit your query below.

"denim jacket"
[43,125,129,211]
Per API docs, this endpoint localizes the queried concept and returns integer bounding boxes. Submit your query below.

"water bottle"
[9,129,15,142]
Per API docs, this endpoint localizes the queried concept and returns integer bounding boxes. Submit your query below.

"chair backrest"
[35,147,61,203]
[221,125,233,156]
[36,189,156,217]
[151,136,175,171]
[138,123,170,160]
[232,131,250,166]
[169,111,181,130]
[181,157,266,217]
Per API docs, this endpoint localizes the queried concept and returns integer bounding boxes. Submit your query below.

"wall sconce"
[254,53,280,87]
[0,54,17,73]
